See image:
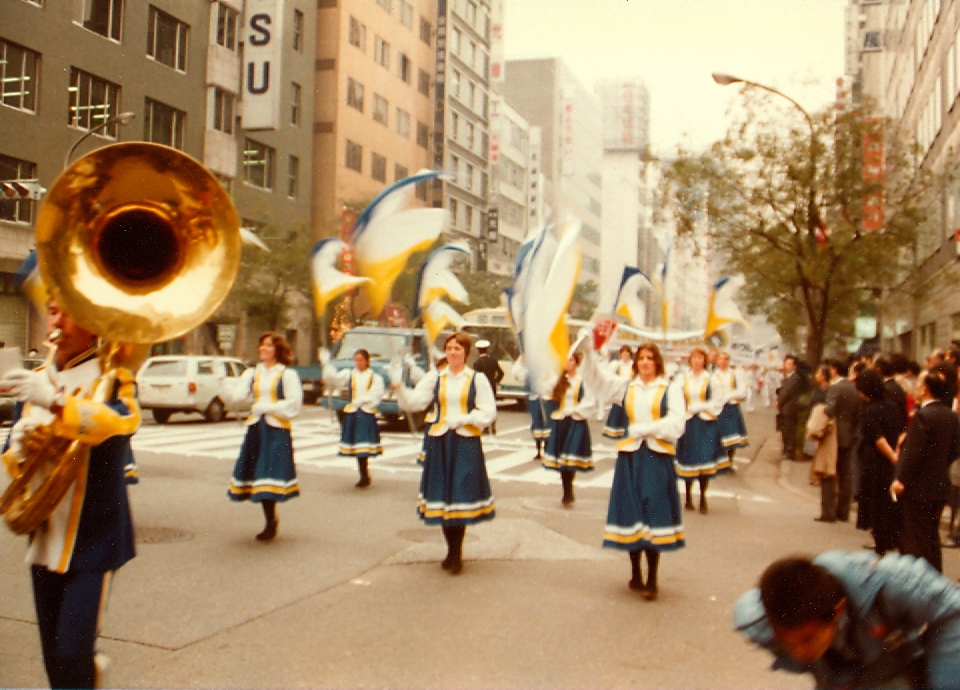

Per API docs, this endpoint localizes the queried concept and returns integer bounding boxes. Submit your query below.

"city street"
[1,404,957,688]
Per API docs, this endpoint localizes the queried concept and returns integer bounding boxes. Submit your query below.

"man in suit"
[472,339,502,433]
[876,356,908,436]
[891,361,960,572]
[776,355,802,461]
[824,358,862,522]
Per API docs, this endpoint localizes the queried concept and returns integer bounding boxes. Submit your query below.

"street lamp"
[711,72,820,240]
[64,111,136,169]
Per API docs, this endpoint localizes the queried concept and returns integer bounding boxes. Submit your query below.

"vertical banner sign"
[862,119,884,231]
[339,209,357,274]
[490,0,505,84]
[243,0,284,130]
[434,0,448,174]
[562,87,574,177]
[489,95,501,163]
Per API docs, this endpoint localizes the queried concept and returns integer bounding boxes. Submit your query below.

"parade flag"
[352,170,451,316]
[310,238,372,317]
[653,247,672,334]
[504,226,551,354]
[240,228,270,252]
[704,275,749,339]
[519,222,581,397]
[613,266,653,328]
[422,299,466,345]
[14,250,48,310]
[413,242,471,317]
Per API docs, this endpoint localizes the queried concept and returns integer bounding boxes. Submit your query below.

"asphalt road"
[1,404,957,688]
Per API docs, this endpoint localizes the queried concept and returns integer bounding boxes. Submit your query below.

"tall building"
[500,58,604,285]
[431,0,493,269]
[0,0,315,360]
[486,95,530,275]
[856,0,960,357]
[312,0,436,238]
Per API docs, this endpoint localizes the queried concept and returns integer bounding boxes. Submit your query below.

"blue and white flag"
[705,275,749,338]
[310,238,372,317]
[613,266,653,328]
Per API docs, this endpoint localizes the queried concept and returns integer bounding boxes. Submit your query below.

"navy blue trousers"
[32,566,111,689]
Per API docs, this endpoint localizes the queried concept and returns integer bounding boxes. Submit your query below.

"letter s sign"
[242,0,283,129]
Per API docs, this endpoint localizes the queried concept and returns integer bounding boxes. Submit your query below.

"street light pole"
[64,111,136,169]
[712,73,820,240]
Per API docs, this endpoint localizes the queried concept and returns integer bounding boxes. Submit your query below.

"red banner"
[862,121,884,231]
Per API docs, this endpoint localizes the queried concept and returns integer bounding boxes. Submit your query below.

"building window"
[346,77,364,112]
[416,121,429,148]
[375,37,390,69]
[451,112,459,140]
[243,138,275,189]
[467,1,477,25]
[398,53,412,83]
[0,153,37,224]
[144,98,185,149]
[417,69,430,96]
[420,17,432,45]
[288,155,299,198]
[395,163,408,182]
[214,172,232,194]
[68,68,120,136]
[399,0,413,28]
[291,82,301,125]
[482,92,488,118]
[0,39,39,113]
[453,27,462,54]
[450,198,459,227]
[147,6,188,72]
[345,139,362,172]
[212,87,234,134]
[292,9,304,52]
[465,163,473,191]
[373,94,388,125]
[415,181,427,201]
[215,2,238,50]
[481,131,489,159]
[451,70,461,98]
[468,82,476,108]
[349,16,366,51]
[371,152,387,182]
[78,0,123,42]
[376,0,392,12]
[396,108,410,137]
[466,122,475,149]
[465,205,473,231]
[450,154,459,177]
[481,172,488,197]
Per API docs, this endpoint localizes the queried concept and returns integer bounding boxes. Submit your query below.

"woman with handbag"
[806,365,838,521]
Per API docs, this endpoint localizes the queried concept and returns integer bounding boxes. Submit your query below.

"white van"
[137,355,250,423]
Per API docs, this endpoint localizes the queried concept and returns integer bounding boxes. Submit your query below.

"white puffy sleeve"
[463,372,497,429]
[269,368,303,420]
[580,349,629,406]
[704,373,726,417]
[648,377,686,445]
[221,368,254,406]
[397,369,439,413]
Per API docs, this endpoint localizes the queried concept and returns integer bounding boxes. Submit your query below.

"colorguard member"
[715,352,749,466]
[543,351,596,506]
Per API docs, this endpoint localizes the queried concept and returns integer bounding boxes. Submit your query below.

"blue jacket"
[734,550,960,689]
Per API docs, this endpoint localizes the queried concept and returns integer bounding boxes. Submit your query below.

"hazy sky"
[502,0,847,155]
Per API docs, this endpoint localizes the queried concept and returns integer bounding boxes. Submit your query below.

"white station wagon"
[136,355,251,424]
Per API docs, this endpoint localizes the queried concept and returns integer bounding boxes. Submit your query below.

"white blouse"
[326,366,384,414]
[398,366,496,436]
[224,363,302,428]
[682,370,724,421]
[714,367,747,406]
[546,373,596,421]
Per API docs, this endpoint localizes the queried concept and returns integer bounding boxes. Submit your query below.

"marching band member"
[225,332,302,541]
[675,348,728,514]
[394,332,496,575]
[1,298,140,688]
[582,341,686,600]
[323,348,385,488]
[715,352,749,466]
[512,354,554,460]
[543,351,596,506]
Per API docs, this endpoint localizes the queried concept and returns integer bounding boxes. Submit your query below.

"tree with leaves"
[661,91,942,364]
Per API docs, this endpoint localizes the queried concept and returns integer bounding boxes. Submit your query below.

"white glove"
[628,422,652,439]
[1,369,58,409]
[251,401,274,416]
[687,402,704,414]
[6,417,39,458]
[388,357,404,388]
[445,413,466,429]
[319,348,331,366]
[403,353,417,370]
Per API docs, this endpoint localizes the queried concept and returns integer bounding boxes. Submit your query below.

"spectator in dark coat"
[875,356,908,439]
[891,362,960,572]
[777,355,803,461]
[473,340,503,433]
[824,358,862,522]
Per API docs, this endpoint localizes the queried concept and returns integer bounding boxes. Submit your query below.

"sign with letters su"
[243,0,283,130]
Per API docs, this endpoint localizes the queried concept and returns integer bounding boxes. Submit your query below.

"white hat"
[476,339,491,349]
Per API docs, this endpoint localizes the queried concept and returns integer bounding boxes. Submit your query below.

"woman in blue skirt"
[676,348,727,514]
[395,332,496,575]
[715,351,749,466]
[512,355,554,460]
[602,345,633,438]
[544,351,596,506]
[323,348,385,488]
[582,341,685,600]
[226,332,302,541]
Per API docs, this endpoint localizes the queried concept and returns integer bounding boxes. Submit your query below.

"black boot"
[256,500,278,541]
[727,449,737,473]
[441,525,465,574]
[561,471,575,506]
[356,458,371,488]
[699,478,709,514]
[628,549,643,590]
[684,481,695,510]
[534,440,543,461]
[642,549,660,600]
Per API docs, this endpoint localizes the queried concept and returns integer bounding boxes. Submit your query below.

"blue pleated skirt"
[603,445,685,552]
[527,397,555,440]
[228,419,300,502]
[718,403,749,448]
[602,403,628,439]
[544,416,594,472]
[676,416,731,478]
[338,409,383,458]
[417,432,495,526]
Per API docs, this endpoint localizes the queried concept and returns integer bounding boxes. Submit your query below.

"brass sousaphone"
[0,143,241,534]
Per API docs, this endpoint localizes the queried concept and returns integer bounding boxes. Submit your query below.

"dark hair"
[633,343,665,377]
[784,354,798,366]
[759,557,845,629]
[829,358,849,377]
[552,351,583,403]
[924,361,958,403]
[906,360,921,377]
[353,348,370,364]
[815,364,831,385]
[619,345,633,356]
[259,332,292,366]
[855,367,885,401]
[444,331,472,357]
[874,356,894,377]
[688,347,708,367]
[852,361,867,377]
[947,349,960,366]
[889,352,909,375]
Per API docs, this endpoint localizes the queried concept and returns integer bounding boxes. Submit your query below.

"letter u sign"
[247,62,270,94]
[242,0,283,129]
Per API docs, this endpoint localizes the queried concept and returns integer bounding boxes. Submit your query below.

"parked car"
[136,355,251,423]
